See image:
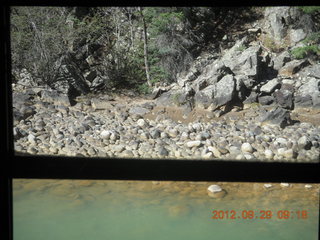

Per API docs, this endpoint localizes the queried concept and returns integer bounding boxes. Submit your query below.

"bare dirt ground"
[86,92,320,126]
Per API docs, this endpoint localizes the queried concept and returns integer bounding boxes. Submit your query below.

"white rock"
[203,152,213,159]
[304,184,312,189]
[241,142,253,153]
[100,130,111,139]
[277,148,287,156]
[280,183,290,187]
[264,149,274,159]
[208,146,221,158]
[27,134,36,144]
[186,140,202,148]
[207,185,222,193]
[260,78,280,93]
[137,119,146,127]
[264,184,273,189]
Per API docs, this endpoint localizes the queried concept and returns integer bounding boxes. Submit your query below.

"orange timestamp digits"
[211,210,308,220]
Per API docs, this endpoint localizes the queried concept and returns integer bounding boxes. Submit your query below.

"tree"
[138,7,152,87]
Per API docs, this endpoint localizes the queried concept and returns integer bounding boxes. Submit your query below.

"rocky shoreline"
[12,7,320,162]
[13,87,320,162]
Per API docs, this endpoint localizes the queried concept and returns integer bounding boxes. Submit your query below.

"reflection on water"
[13,180,319,240]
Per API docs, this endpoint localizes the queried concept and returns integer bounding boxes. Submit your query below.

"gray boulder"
[222,44,262,79]
[211,74,236,110]
[295,77,320,108]
[194,85,215,109]
[264,7,315,45]
[258,95,275,105]
[260,78,281,94]
[259,106,293,128]
[274,85,294,109]
[41,89,70,106]
[273,51,291,71]
[129,106,151,116]
[299,64,320,79]
[279,59,310,77]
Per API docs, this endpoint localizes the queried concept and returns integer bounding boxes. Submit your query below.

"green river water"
[13,180,319,240]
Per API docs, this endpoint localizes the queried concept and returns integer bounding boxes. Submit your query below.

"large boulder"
[194,85,215,109]
[259,106,293,128]
[222,43,263,79]
[279,59,310,77]
[274,84,294,109]
[263,7,315,46]
[40,89,70,106]
[272,51,291,71]
[211,74,236,110]
[299,64,320,79]
[260,78,281,94]
[295,77,320,108]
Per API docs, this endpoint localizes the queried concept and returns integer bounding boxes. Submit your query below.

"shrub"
[291,32,320,59]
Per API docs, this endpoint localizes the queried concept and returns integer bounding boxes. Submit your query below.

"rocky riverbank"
[12,7,320,162]
[12,87,320,162]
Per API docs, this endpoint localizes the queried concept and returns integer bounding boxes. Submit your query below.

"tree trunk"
[138,7,152,87]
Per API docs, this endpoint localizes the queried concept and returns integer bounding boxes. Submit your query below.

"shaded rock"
[294,95,313,108]
[297,136,312,150]
[211,74,236,110]
[150,87,167,99]
[274,87,294,109]
[156,91,176,107]
[259,106,293,128]
[243,91,258,104]
[194,85,215,109]
[279,59,310,77]
[41,90,70,106]
[91,98,113,110]
[299,64,320,79]
[273,51,291,71]
[158,146,169,157]
[295,77,320,108]
[258,95,275,105]
[129,106,150,116]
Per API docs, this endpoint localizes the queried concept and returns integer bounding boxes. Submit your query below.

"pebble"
[186,140,202,148]
[241,142,253,153]
[13,90,320,163]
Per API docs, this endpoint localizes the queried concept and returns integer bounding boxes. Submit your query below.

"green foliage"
[291,45,320,59]
[137,82,152,95]
[291,32,320,59]
[298,6,320,14]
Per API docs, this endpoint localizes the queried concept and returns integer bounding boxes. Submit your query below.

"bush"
[291,32,320,59]
[298,6,320,14]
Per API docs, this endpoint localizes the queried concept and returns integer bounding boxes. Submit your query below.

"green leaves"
[291,32,320,59]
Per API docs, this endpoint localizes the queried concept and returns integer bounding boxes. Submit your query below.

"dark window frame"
[2,3,320,240]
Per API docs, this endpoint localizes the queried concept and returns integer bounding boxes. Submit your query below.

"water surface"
[13,180,319,240]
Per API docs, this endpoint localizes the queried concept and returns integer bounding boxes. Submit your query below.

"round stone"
[137,119,146,127]
[264,149,274,159]
[186,140,202,148]
[241,142,253,153]
[100,130,111,139]
[207,185,222,193]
